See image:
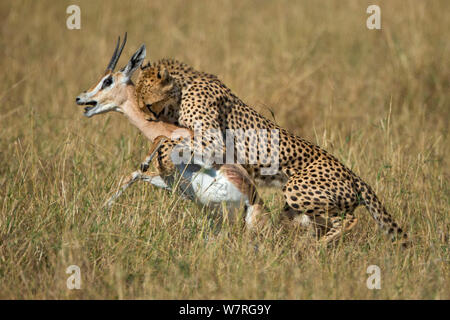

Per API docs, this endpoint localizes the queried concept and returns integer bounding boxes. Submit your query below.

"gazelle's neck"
[122,85,182,142]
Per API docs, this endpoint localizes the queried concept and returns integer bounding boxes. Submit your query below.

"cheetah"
[135,55,408,245]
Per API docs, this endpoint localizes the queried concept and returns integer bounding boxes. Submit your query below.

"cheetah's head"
[136,64,178,119]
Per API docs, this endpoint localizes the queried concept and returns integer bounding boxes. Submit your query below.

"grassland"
[0,0,448,299]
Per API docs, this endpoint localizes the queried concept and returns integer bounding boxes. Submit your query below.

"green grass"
[0,0,448,299]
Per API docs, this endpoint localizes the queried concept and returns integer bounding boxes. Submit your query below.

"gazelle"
[75,34,269,228]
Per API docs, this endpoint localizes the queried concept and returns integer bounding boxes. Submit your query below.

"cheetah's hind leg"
[281,203,358,244]
[319,212,358,245]
[281,205,332,239]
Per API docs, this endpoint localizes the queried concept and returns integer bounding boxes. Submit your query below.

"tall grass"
[0,0,448,299]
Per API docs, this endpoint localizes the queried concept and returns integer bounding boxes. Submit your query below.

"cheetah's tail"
[354,176,409,245]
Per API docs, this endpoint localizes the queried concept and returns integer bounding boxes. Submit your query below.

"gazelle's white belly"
[174,164,248,210]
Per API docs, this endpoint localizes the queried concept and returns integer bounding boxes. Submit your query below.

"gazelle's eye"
[102,77,113,89]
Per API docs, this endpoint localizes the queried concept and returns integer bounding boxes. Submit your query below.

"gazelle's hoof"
[104,199,114,209]
[140,162,149,172]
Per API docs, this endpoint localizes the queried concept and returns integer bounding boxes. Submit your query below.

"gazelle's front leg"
[140,137,166,172]
[105,138,168,208]
[104,170,172,208]
[105,170,143,208]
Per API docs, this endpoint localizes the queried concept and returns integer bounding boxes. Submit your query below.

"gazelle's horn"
[106,32,127,72]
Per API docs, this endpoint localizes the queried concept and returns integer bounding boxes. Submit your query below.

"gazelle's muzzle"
[75,94,100,117]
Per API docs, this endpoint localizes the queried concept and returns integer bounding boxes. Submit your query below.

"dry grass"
[0,0,448,299]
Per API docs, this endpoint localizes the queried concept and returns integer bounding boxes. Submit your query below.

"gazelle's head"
[76,33,146,117]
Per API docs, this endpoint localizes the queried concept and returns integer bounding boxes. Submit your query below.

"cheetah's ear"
[140,59,151,70]
[157,68,170,83]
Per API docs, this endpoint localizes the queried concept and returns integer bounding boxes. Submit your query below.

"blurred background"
[0,0,448,299]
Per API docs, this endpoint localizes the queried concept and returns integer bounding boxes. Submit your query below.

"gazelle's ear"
[121,44,146,80]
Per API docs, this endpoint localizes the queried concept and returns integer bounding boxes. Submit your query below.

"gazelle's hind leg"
[244,203,269,230]
[216,164,270,231]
